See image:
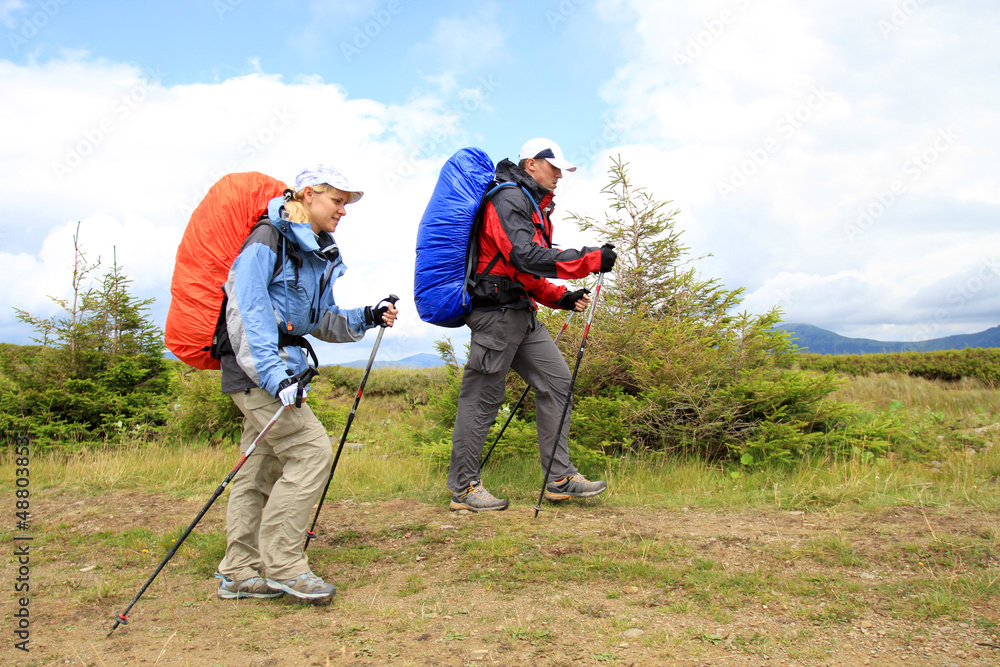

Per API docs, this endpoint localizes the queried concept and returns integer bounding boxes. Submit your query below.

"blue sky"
[2,0,998,364]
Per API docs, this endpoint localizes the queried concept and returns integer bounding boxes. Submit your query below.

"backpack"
[414,148,541,327]
[165,171,288,369]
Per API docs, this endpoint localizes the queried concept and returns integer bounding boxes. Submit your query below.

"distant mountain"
[332,325,1000,365]
[776,323,1000,355]
[335,352,447,369]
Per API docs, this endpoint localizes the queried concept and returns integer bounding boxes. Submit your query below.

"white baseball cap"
[294,164,364,203]
[517,138,577,172]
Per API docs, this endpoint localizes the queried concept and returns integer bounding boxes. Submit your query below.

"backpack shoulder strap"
[463,181,513,294]
[247,217,303,279]
[463,182,547,295]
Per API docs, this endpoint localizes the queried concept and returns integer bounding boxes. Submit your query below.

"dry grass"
[829,373,998,422]
[16,373,1000,514]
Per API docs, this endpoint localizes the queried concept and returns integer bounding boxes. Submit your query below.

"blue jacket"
[220,196,374,395]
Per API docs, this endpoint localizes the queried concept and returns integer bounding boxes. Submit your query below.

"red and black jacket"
[471,159,602,310]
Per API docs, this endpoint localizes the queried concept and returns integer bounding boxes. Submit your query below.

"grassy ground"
[3,373,1000,665]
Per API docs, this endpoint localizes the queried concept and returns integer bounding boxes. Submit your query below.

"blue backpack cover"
[414,147,498,328]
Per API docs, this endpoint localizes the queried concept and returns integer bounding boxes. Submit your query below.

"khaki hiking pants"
[218,388,333,582]
[448,307,578,492]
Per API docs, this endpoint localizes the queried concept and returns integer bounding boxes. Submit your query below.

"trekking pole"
[478,309,577,475]
[109,403,288,636]
[304,294,398,550]
[533,272,606,519]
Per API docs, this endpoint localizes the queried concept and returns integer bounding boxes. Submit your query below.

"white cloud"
[592,0,1000,341]
[0,54,472,363]
[5,0,999,363]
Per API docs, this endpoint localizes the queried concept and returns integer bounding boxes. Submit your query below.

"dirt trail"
[6,490,1000,666]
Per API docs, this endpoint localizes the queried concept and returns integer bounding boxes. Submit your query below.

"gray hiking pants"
[448,307,577,492]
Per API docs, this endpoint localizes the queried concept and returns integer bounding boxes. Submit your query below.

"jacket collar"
[495,159,552,205]
[267,195,343,263]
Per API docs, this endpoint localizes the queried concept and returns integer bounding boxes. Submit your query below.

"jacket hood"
[495,159,551,205]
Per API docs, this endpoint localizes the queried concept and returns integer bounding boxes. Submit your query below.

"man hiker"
[448,138,617,512]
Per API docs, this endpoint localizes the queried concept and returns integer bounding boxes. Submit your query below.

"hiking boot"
[265,571,336,600]
[450,481,509,512]
[545,473,607,501]
[214,573,284,600]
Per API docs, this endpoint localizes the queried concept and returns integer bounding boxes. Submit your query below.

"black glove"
[599,244,617,273]
[556,288,590,311]
[364,294,399,328]
[364,304,390,327]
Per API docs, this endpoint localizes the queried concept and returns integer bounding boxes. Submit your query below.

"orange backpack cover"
[165,172,288,370]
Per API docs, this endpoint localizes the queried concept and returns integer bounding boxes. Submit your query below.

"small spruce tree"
[559,157,847,463]
[2,224,169,446]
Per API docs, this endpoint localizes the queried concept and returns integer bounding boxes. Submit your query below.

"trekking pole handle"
[377,294,399,327]
[289,365,320,408]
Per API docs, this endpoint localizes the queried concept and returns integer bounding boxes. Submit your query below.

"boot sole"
[449,500,509,512]
[217,590,284,600]
[265,579,338,600]
[545,487,607,501]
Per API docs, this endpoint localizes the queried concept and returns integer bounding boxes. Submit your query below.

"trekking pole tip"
[107,613,128,636]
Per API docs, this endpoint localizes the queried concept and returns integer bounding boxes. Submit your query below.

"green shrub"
[570,387,640,452]
[797,348,1000,387]
[162,364,242,444]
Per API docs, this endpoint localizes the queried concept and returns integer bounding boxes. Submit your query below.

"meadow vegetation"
[22,369,1000,510]
[7,371,1000,664]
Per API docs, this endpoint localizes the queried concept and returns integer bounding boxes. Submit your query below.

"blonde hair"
[283,183,338,223]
